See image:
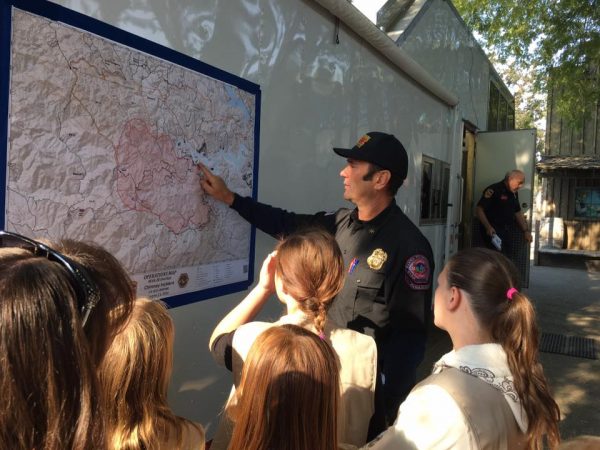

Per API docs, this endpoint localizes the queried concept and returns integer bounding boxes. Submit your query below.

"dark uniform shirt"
[230,193,435,430]
[477,180,521,230]
[230,194,434,339]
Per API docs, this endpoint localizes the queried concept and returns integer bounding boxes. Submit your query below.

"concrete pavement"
[416,264,600,440]
[530,266,600,439]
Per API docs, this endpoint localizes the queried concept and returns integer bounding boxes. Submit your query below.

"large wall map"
[4,6,259,304]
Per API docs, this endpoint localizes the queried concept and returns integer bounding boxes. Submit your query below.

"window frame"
[573,187,600,220]
[420,155,451,225]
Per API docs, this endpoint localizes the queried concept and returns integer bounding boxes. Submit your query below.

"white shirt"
[361,344,527,450]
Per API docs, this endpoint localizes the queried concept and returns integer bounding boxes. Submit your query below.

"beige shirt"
[360,344,527,450]
[210,311,377,449]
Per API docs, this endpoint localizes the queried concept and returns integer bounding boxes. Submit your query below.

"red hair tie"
[506,288,518,301]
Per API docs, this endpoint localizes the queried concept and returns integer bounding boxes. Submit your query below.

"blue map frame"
[0,0,261,308]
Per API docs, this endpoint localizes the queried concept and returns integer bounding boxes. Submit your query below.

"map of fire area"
[4,8,259,302]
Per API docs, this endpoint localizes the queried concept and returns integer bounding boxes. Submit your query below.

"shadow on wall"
[170,360,235,437]
[566,221,600,251]
[537,218,600,252]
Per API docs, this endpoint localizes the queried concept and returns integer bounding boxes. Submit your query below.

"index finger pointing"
[197,162,213,177]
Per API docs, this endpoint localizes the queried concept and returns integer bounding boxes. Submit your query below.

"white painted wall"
[388,0,504,259]
[393,0,491,130]
[51,0,456,435]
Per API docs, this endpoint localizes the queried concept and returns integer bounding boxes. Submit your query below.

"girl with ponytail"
[209,228,378,449]
[361,247,560,450]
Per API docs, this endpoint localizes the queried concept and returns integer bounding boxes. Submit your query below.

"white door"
[473,128,536,287]
[474,129,536,214]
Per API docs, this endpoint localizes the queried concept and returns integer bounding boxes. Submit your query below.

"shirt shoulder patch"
[484,188,494,199]
[405,254,431,290]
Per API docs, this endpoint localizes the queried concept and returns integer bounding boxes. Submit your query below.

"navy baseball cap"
[333,132,408,181]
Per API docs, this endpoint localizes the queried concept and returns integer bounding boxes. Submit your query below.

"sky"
[351,0,388,24]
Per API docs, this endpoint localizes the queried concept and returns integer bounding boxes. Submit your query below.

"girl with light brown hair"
[50,238,136,367]
[361,248,560,450]
[209,228,377,449]
[99,298,205,450]
[228,324,340,450]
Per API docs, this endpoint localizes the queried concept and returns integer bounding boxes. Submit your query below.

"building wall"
[542,85,599,252]
[47,0,457,434]
[391,0,492,130]
[546,87,600,156]
[542,174,600,251]
[388,0,518,257]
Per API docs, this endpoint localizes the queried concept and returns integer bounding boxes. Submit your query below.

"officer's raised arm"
[198,162,235,206]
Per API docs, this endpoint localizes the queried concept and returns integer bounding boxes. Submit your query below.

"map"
[5,8,258,302]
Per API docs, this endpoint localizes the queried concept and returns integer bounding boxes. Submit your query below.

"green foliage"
[454,0,600,128]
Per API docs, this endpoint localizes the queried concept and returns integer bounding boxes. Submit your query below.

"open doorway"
[459,125,477,250]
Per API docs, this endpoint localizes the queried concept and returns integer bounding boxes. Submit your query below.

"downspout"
[313,0,459,107]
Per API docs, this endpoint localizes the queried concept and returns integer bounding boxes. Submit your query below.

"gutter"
[313,0,459,107]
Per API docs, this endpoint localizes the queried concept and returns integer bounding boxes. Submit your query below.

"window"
[498,96,508,130]
[574,188,600,219]
[488,83,500,131]
[506,100,515,130]
[421,160,433,220]
[420,155,450,224]
[487,80,515,131]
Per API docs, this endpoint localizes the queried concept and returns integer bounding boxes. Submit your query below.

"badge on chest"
[367,248,387,270]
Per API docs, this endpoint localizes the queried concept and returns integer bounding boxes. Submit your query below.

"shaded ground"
[416,265,600,440]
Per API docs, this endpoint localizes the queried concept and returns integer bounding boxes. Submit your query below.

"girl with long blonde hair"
[209,229,377,448]
[228,324,340,450]
[99,298,204,450]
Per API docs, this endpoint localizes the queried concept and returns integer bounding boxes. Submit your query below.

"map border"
[0,0,261,308]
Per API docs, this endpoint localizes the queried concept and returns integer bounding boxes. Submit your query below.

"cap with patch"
[333,131,408,181]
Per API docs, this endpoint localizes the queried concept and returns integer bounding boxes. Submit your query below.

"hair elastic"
[506,287,518,301]
[318,331,325,340]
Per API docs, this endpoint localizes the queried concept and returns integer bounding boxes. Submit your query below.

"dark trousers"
[479,223,513,257]
[367,330,426,439]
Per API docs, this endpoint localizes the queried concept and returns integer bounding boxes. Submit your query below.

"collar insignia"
[367,248,387,270]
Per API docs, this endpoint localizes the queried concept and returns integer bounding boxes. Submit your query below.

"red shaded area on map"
[115,118,209,234]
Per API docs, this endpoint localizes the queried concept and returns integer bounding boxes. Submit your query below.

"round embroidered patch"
[484,188,494,199]
[405,254,431,290]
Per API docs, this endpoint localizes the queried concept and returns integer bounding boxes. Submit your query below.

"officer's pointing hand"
[198,163,235,206]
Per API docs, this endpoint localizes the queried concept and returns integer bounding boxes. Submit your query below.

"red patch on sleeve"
[405,255,431,290]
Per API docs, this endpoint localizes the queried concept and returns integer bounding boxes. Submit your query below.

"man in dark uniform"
[199,131,434,429]
[476,170,532,257]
